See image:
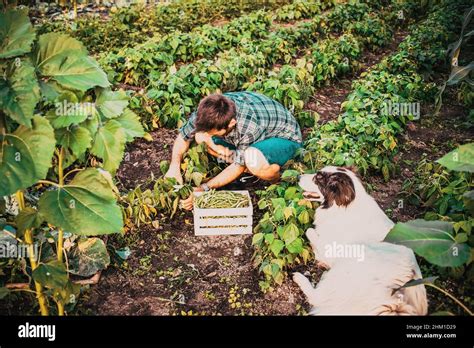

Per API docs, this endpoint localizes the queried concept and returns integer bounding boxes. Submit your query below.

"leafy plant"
[0,9,144,315]
[253,170,315,291]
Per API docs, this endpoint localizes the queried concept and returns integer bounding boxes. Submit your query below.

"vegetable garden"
[0,0,473,316]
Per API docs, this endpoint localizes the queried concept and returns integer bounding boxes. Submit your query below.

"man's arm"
[180,162,246,210]
[165,133,190,184]
[205,163,246,189]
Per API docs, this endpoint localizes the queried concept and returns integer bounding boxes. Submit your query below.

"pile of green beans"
[195,190,250,209]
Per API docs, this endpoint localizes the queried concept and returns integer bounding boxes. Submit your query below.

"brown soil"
[305,31,408,128]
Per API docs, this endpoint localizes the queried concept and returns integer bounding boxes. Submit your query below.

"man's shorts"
[212,136,302,166]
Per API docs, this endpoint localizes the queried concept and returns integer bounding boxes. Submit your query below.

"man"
[165,91,302,209]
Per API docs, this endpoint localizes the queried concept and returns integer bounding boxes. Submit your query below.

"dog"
[293,166,428,315]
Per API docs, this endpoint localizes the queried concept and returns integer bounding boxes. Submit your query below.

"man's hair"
[195,94,236,132]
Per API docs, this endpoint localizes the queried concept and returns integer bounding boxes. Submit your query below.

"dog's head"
[298,166,358,209]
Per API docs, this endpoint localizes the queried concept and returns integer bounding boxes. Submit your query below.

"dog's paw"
[292,272,308,286]
[316,261,330,270]
[305,228,317,242]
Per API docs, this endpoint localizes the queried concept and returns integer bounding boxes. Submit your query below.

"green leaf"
[271,198,286,209]
[286,237,304,254]
[15,207,43,236]
[384,219,471,267]
[45,94,93,129]
[282,222,299,245]
[0,116,55,196]
[446,62,474,86]
[391,276,438,296]
[281,169,300,182]
[68,237,110,277]
[0,8,36,58]
[462,190,474,215]
[298,210,310,224]
[35,33,109,91]
[32,260,68,289]
[159,160,170,176]
[284,186,299,200]
[437,143,474,172]
[0,59,40,127]
[56,126,92,158]
[91,120,126,174]
[270,239,285,257]
[38,168,123,235]
[115,108,145,142]
[96,89,129,119]
[252,232,264,246]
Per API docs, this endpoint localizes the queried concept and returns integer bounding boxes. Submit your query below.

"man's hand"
[181,186,204,211]
[164,166,183,185]
[195,132,213,146]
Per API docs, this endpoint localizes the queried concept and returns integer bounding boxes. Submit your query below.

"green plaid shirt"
[179,91,302,165]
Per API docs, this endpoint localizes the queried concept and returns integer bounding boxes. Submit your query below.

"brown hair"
[195,94,236,132]
[314,171,356,209]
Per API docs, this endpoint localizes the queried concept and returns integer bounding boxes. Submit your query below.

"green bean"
[195,190,250,209]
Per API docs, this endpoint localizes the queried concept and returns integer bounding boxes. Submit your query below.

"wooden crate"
[193,190,253,236]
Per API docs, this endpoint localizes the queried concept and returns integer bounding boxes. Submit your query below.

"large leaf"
[35,32,87,67]
[90,120,126,174]
[0,59,40,127]
[0,9,36,59]
[384,219,471,267]
[55,126,92,158]
[45,92,93,129]
[0,116,55,196]
[115,108,145,141]
[95,89,128,119]
[446,62,474,86]
[32,260,68,289]
[69,237,110,277]
[35,33,109,91]
[38,168,123,235]
[437,143,474,172]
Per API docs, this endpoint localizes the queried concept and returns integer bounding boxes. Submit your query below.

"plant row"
[252,0,469,291]
[141,1,392,128]
[37,0,329,55]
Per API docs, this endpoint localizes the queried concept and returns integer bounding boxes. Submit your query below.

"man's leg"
[244,138,301,182]
[243,147,280,181]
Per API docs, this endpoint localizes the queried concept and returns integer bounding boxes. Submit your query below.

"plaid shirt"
[179,92,302,166]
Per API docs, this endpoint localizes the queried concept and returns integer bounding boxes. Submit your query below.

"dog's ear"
[328,173,355,207]
[345,165,358,174]
[337,166,359,174]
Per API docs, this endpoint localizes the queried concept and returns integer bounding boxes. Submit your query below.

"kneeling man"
[165,91,302,209]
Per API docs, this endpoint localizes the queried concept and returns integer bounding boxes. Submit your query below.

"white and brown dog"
[294,166,428,315]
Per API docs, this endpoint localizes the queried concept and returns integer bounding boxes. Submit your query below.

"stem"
[63,168,82,181]
[37,180,60,187]
[58,147,64,186]
[0,111,6,134]
[73,0,77,19]
[56,148,66,316]
[427,283,473,316]
[57,229,64,263]
[16,191,49,315]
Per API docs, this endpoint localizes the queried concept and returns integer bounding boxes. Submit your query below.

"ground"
[76,34,473,315]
